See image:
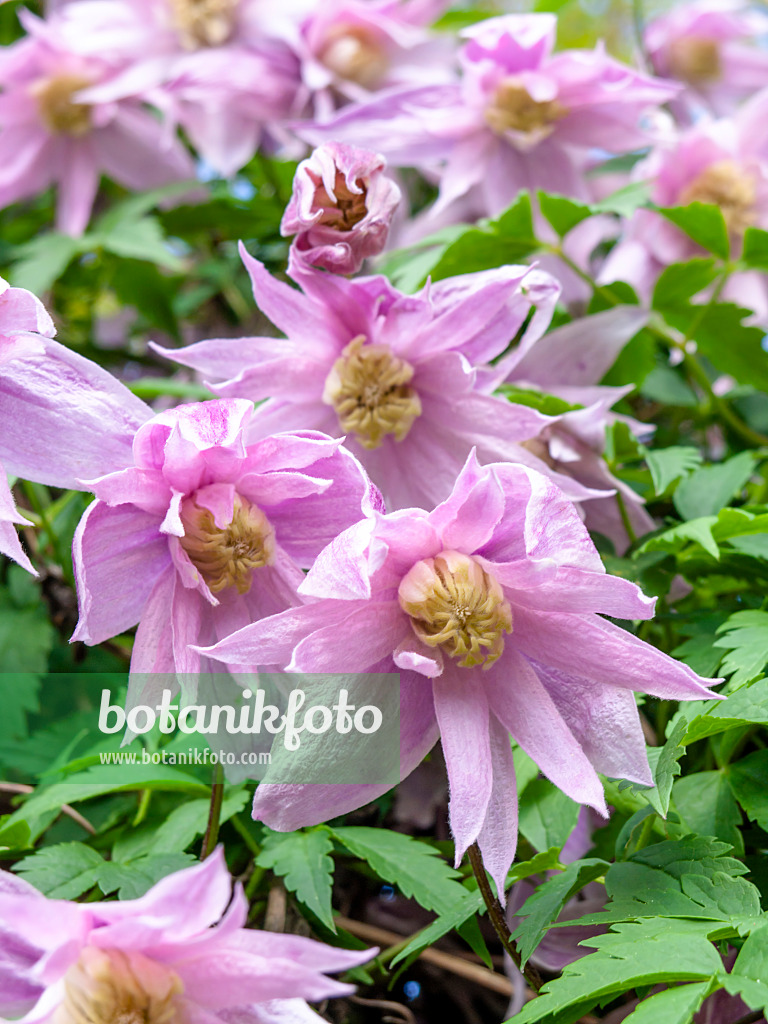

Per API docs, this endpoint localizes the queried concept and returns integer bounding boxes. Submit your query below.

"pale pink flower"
[646,0,768,121]
[0,849,375,1024]
[281,142,402,274]
[152,248,609,512]
[503,306,656,551]
[299,13,679,218]
[202,455,719,895]
[0,14,195,236]
[281,0,454,120]
[0,335,375,675]
[601,91,768,323]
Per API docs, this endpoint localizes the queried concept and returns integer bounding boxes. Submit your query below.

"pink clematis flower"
[40,0,303,176]
[646,0,768,121]
[281,142,402,274]
[153,247,609,512]
[0,334,374,674]
[277,0,453,120]
[0,277,57,575]
[298,13,679,219]
[0,849,375,1024]
[71,399,377,676]
[201,454,719,895]
[0,13,195,236]
[600,91,768,323]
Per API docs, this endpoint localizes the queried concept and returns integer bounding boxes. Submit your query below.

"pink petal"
[433,665,493,864]
[71,500,170,645]
[485,649,607,813]
[511,607,721,701]
[477,713,519,903]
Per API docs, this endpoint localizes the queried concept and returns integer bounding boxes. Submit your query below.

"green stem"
[21,481,74,587]
[200,763,225,860]
[615,491,637,545]
[133,788,152,826]
[129,378,214,401]
[467,843,543,993]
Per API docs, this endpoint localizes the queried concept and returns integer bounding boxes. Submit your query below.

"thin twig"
[264,880,287,932]
[468,842,543,993]
[349,995,417,1024]
[0,782,96,835]
[336,915,519,998]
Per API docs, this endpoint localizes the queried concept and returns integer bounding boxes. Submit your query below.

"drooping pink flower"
[600,92,768,323]
[0,13,195,236]
[0,849,375,1024]
[201,454,719,895]
[646,0,768,121]
[0,277,57,575]
[501,306,656,551]
[298,13,679,219]
[153,247,608,512]
[0,336,375,675]
[281,142,402,274]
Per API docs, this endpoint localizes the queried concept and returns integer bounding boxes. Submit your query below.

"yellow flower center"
[169,0,238,49]
[399,551,512,669]
[323,335,422,450]
[179,492,275,595]
[485,78,567,137]
[667,36,721,84]
[32,74,93,137]
[678,159,756,236]
[319,25,389,88]
[55,948,182,1024]
[313,170,369,231]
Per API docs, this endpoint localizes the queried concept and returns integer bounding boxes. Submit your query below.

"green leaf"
[498,385,584,416]
[652,258,719,311]
[97,217,185,270]
[9,232,82,294]
[645,446,703,497]
[13,842,104,899]
[645,717,688,816]
[537,192,591,237]
[96,853,197,900]
[714,611,768,687]
[331,826,464,915]
[658,203,730,260]
[618,981,713,1023]
[724,923,768,1013]
[682,677,768,743]
[673,452,756,521]
[673,772,743,853]
[509,918,721,1023]
[741,226,768,270]
[150,790,249,854]
[678,302,768,393]
[94,182,195,234]
[592,180,652,218]
[256,828,336,931]
[0,815,30,853]
[510,858,609,966]
[727,749,768,831]
[430,192,539,281]
[518,778,580,852]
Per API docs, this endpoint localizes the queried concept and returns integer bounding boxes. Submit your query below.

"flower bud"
[281,142,401,275]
